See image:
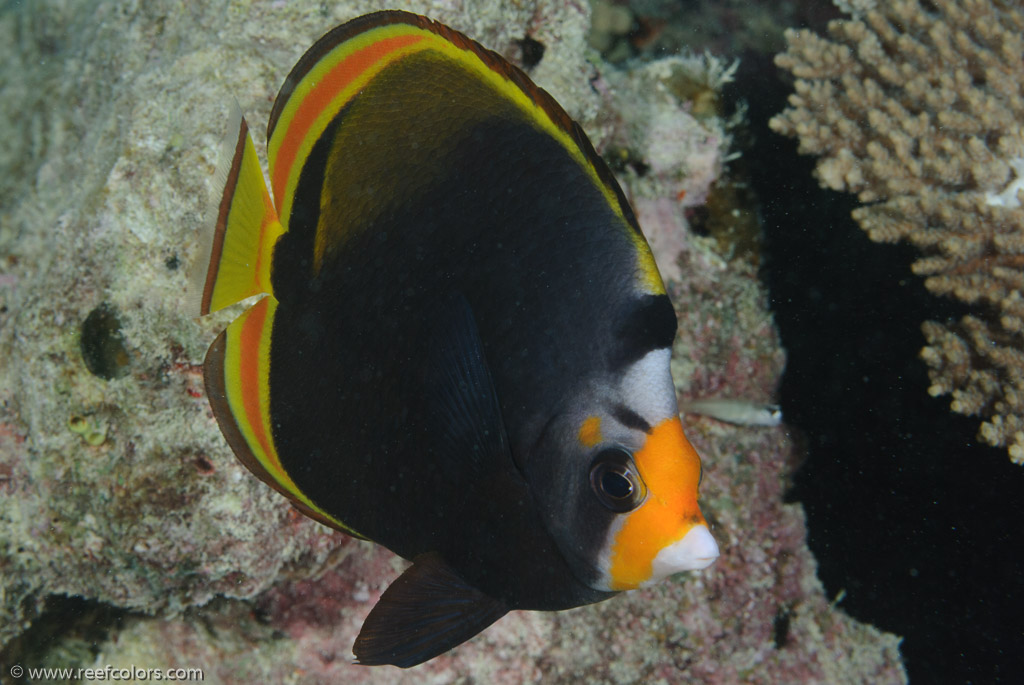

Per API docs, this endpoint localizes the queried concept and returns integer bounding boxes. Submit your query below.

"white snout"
[648,524,719,584]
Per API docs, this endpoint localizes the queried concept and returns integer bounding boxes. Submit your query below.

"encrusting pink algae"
[0,0,905,682]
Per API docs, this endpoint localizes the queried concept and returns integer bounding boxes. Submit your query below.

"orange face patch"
[607,416,705,590]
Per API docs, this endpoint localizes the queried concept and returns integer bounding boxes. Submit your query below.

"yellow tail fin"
[191,104,284,316]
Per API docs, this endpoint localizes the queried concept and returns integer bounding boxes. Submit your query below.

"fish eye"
[589,447,647,513]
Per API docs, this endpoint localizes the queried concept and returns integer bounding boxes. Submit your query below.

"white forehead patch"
[619,348,678,425]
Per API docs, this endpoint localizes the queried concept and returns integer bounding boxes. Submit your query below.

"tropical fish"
[681,399,783,427]
[195,10,718,668]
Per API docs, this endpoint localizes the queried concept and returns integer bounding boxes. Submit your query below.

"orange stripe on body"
[226,296,358,534]
[608,417,705,590]
[234,297,292,490]
[238,297,277,472]
[271,32,425,210]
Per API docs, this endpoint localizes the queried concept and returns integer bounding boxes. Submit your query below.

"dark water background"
[732,47,1024,685]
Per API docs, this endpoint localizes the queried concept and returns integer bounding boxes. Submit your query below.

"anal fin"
[203,305,364,538]
[353,552,508,667]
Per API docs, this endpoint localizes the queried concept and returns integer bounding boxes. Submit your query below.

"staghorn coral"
[770,0,1024,463]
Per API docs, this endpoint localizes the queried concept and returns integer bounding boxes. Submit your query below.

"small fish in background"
[681,399,783,427]
[193,10,718,668]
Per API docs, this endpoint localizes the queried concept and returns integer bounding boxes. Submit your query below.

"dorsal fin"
[203,318,364,538]
[260,10,661,292]
[265,11,627,217]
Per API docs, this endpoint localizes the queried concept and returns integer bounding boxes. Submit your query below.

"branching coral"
[770,0,1024,463]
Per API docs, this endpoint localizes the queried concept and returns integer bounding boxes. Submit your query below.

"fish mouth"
[648,524,719,580]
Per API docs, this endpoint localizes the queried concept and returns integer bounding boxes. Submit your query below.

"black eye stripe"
[612,405,651,433]
[610,294,677,369]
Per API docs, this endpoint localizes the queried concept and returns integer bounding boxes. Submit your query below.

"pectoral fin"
[424,293,515,479]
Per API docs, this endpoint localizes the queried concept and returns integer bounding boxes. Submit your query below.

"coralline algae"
[0,0,905,681]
